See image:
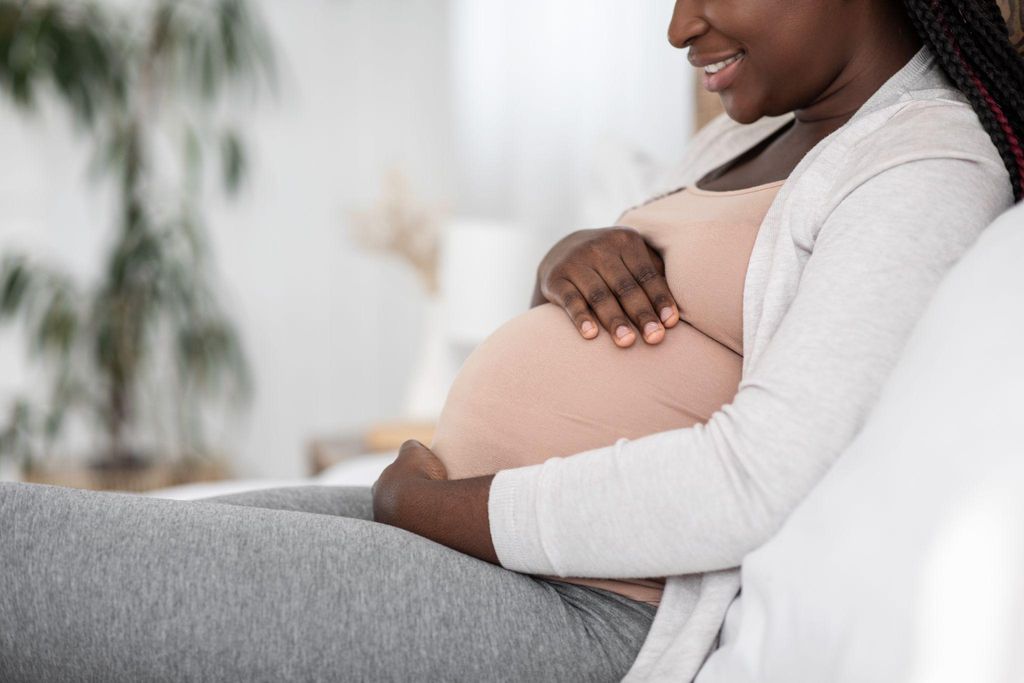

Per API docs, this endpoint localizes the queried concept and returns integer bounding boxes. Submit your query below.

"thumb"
[400,440,449,481]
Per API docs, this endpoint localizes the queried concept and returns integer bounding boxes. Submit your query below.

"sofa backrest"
[695,199,1024,683]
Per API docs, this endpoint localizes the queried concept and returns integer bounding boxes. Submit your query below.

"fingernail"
[581,320,595,335]
[644,322,660,337]
[616,325,633,340]
[660,307,674,323]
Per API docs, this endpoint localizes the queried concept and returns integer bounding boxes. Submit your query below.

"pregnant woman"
[3,1,1023,681]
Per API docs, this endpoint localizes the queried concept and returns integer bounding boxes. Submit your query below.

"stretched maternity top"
[430,179,785,605]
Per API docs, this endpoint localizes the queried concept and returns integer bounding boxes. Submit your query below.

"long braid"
[948,1,1024,107]
[903,0,1024,203]
[906,2,1023,197]
[945,6,1024,151]
[953,0,1014,65]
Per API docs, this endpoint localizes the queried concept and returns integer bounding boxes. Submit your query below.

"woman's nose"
[668,0,709,49]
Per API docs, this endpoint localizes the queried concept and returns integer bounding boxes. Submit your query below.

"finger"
[545,276,600,339]
[644,246,679,325]
[595,258,665,345]
[398,439,426,458]
[399,440,448,481]
[623,242,680,329]
[421,452,448,481]
[570,266,638,347]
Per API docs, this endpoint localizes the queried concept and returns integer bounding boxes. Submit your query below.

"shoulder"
[822,94,1011,211]
[850,97,1004,169]
[789,91,1013,254]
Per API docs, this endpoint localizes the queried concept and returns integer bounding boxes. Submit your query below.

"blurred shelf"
[23,459,231,493]
[307,420,436,476]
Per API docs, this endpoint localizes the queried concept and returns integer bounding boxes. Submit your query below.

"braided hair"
[902,0,1024,203]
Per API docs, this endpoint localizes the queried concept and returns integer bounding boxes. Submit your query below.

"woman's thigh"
[195,485,374,520]
[0,482,654,683]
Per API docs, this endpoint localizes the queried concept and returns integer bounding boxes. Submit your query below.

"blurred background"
[0,0,699,488]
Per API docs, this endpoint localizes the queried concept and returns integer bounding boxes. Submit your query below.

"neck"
[789,5,923,142]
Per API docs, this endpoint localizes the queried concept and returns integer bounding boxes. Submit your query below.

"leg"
[0,483,654,682]
[195,485,374,520]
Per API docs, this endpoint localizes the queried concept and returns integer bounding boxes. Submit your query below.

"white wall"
[450,0,693,255]
[0,0,457,478]
[0,0,694,479]
[178,0,459,477]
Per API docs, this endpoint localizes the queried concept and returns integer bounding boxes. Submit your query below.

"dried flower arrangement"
[348,169,448,295]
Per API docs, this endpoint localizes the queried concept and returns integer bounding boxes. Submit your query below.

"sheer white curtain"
[450,0,695,256]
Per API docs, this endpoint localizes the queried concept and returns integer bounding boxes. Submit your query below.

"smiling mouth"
[701,51,746,93]
[703,51,745,75]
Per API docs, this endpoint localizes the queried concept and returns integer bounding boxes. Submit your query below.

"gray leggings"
[0,482,655,682]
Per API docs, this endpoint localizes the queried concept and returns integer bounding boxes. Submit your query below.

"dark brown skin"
[373,440,499,563]
[533,0,923,347]
[530,228,682,348]
[373,0,924,564]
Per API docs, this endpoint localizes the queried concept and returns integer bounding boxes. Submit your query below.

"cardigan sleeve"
[488,154,1013,579]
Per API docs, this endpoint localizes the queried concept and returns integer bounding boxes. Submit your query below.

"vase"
[401,297,459,422]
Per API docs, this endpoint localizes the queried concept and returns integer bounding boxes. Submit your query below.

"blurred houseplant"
[0,0,273,489]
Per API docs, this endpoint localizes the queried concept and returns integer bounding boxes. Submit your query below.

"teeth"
[704,52,744,75]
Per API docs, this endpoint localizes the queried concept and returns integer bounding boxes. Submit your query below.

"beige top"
[431,180,785,604]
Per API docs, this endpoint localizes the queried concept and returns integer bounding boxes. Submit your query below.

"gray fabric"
[0,482,655,682]
[197,484,376,520]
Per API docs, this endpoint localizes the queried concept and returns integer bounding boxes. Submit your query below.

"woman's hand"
[372,439,449,525]
[372,440,499,565]
[533,227,681,347]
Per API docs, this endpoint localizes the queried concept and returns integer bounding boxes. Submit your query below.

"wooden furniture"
[23,459,230,493]
[307,420,436,475]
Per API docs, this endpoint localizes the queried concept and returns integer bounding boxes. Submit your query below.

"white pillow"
[697,203,1024,683]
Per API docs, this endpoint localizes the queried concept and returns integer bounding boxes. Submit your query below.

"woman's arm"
[372,441,499,564]
[376,153,1011,576]
[486,154,1012,579]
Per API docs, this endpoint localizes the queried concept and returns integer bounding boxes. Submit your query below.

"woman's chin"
[720,95,763,125]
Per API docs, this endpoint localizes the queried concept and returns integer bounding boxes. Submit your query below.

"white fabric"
[486,45,1016,681]
[698,202,1024,683]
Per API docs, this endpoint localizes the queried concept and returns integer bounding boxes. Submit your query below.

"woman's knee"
[0,481,44,508]
[197,485,374,520]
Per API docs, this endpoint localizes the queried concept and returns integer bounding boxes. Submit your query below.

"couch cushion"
[696,202,1024,683]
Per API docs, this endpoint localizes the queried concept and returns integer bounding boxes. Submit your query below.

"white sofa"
[698,201,1024,682]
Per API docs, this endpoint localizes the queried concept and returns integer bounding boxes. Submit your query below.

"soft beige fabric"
[431,181,783,604]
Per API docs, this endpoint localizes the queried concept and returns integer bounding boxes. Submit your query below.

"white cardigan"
[487,45,1014,681]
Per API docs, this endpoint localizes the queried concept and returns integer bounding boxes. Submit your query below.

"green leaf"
[0,255,31,316]
[0,0,270,463]
[221,128,246,196]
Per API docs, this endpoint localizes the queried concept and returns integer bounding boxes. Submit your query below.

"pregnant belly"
[431,303,742,480]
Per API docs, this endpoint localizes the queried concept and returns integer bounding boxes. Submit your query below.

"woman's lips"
[701,54,745,93]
